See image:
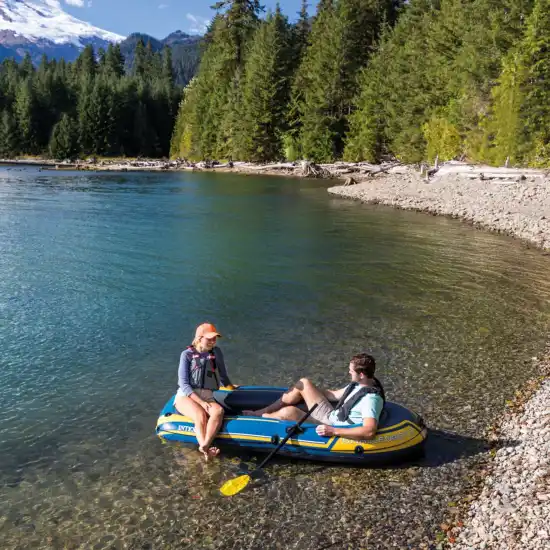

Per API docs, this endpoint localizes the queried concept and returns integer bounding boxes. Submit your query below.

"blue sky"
[62,0,309,40]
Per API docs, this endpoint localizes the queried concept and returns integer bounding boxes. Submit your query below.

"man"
[244,353,384,441]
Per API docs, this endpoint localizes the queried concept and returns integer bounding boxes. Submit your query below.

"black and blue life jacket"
[334,378,385,424]
[186,346,221,391]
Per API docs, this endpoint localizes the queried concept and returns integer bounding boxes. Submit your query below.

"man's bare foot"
[242,410,260,416]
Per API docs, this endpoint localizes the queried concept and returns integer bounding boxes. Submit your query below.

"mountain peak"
[0,0,124,47]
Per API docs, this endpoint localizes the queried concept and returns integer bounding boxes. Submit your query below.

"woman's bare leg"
[200,403,224,459]
[174,395,208,452]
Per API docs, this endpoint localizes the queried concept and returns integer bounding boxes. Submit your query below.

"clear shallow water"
[1,167,550,548]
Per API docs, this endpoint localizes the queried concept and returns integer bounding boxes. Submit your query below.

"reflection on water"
[1,169,550,548]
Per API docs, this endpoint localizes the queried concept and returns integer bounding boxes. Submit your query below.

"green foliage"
[238,9,293,161]
[170,0,262,160]
[0,42,180,159]
[49,113,78,160]
[422,115,462,162]
[0,109,19,157]
[171,0,547,167]
[292,0,400,162]
[478,51,525,165]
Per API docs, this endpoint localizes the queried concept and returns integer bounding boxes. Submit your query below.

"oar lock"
[271,435,280,445]
[286,425,305,435]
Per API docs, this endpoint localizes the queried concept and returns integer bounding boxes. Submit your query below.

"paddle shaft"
[255,402,319,471]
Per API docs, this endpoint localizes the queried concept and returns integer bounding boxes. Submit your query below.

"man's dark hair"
[350,353,376,378]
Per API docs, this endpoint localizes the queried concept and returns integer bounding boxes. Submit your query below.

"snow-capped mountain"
[0,0,124,62]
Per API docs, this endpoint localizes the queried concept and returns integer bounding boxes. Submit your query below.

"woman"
[175,322,233,460]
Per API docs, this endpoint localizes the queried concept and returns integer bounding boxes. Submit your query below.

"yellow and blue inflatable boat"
[156,386,427,465]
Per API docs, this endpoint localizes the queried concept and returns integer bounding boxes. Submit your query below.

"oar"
[220,402,319,497]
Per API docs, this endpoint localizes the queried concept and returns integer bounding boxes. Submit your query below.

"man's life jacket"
[334,378,385,424]
[187,346,221,391]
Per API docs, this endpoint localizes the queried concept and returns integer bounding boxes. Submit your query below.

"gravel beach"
[329,165,550,549]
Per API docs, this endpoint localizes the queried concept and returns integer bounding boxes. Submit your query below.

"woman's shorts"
[176,388,216,402]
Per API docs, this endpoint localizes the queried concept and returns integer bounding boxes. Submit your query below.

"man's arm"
[323,387,346,402]
[316,417,378,440]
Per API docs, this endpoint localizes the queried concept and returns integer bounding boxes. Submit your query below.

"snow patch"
[0,0,124,47]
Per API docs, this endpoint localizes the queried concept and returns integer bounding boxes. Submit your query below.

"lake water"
[1,167,550,549]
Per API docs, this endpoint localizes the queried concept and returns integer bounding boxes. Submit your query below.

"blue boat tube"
[156,386,427,465]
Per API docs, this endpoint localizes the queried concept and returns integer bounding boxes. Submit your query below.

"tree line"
[0,41,181,160]
[171,0,550,167]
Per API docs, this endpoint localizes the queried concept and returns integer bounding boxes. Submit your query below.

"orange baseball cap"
[195,323,222,339]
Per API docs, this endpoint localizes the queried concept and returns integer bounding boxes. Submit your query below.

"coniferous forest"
[0,41,180,160]
[171,0,550,167]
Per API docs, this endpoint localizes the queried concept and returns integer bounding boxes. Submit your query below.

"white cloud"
[65,0,85,6]
[158,3,169,8]
[186,13,209,34]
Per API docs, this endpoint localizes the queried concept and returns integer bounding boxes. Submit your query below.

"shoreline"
[328,165,550,549]
[4,155,550,547]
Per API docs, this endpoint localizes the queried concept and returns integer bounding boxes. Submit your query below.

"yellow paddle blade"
[220,474,251,496]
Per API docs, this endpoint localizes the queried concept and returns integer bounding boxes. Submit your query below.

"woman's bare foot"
[199,445,220,461]
[207,446,220,458]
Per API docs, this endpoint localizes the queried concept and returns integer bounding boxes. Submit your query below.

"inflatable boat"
[156,386,427,465]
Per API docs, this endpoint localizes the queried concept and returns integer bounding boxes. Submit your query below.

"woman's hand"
[199,401,212,413]
[316,424,336,437]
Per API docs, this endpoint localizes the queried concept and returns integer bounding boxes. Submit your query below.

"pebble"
[330,166,550,549]
[328,166,550,251]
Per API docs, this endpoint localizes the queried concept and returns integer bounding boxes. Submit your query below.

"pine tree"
[217,70,246,160]
[170,78,200,159]
[237,8,293,161]
[104,44,125,79]
[170,0,263,159]
[293,0,310,64]
[161,46,174,85]
[49,113,79,160]
[0,109,19,157]
[292,0,398,162]
[520,0,550,166]
[14,78,38,154]
[133,39,147,78]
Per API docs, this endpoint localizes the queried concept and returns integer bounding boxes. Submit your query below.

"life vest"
[334,379,385,424]
[186,346,221,391]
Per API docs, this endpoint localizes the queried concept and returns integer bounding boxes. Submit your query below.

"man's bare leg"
[262,405,306,422]
[246,378,325,416]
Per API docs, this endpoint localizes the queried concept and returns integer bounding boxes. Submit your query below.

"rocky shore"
[328,163,550,549]
[327,163,550,251]
[3,155,549,548]
[454,362,550,549]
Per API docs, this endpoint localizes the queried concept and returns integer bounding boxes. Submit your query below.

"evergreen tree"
[217,70,246,159]
[14,78,38,154]
[519,0,550,166]
[0,109,19,157]
[293,0,310,64]
[292,0,398,162]
[49,113,79,160]
[170,0,262,159]
[170,78,200,159]
[161,46,174,85]
[238,8,293,161]
[133,39,147,78]
[77,45,97,81]
[104,44,125,79]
